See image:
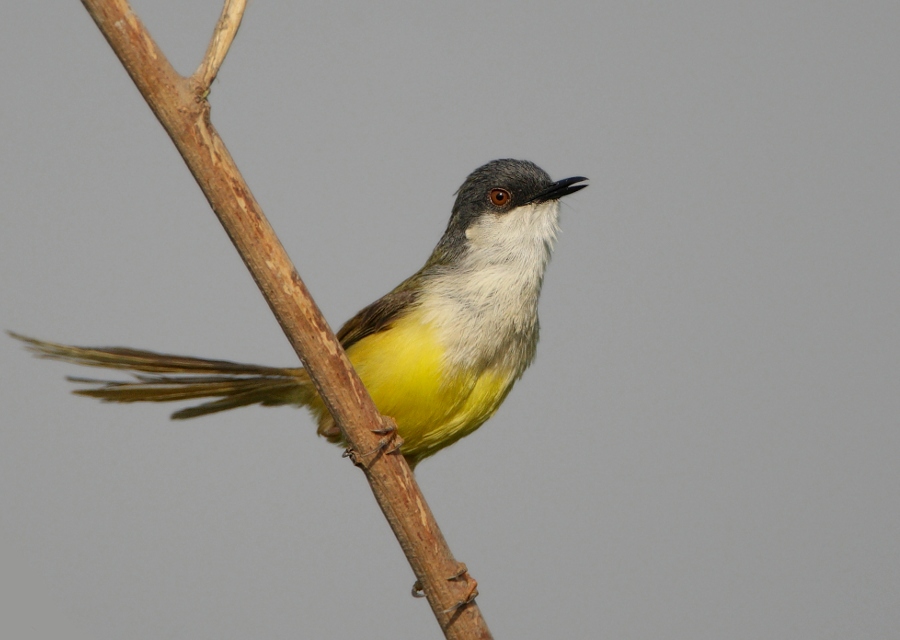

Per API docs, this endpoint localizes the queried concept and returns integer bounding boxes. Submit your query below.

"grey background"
[2,2,898,638]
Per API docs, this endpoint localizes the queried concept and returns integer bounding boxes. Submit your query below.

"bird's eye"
[489,188,511,207]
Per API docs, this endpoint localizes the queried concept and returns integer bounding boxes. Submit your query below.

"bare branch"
[78,1,492,637]
[194,0,247,89]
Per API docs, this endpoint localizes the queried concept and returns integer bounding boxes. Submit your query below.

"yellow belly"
[312,309,516,464]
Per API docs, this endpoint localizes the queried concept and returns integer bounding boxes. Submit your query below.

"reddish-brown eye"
[489,188,511,207]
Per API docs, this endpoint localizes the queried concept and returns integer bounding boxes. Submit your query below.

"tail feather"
[10,332,313,419]
[170,381,306,419]
[9,331,290,376]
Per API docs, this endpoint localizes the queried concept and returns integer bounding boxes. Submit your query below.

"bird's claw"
[411,563,479,613]
[442,563,478,613]
[343,418,404,468]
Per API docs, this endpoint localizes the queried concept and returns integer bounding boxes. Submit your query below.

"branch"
[79,1,492,638]
[193,0,246,88]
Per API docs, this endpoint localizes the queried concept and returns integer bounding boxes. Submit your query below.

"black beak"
[527,176,589,204]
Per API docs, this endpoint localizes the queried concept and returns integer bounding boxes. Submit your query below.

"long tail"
[10,332,315,420]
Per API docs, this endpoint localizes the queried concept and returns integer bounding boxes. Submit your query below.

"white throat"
[422,200,561,372]
[463,199,560,271]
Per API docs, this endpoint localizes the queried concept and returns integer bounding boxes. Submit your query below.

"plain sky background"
[2,2,898,639]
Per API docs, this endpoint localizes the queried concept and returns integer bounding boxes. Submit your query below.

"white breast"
[421,200,560,373]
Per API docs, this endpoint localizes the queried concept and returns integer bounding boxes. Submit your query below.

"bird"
[12,159,587,468]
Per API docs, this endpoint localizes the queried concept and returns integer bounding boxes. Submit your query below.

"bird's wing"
[337,284,421,350]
